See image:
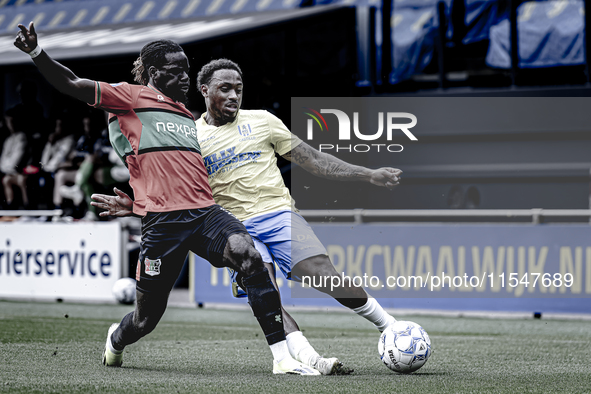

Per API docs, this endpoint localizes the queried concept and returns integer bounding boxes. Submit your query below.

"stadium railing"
[300,209,591,224]
[0,209,63,217]
[1,209,589,225]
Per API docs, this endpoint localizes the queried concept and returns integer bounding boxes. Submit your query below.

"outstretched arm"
[14,22,95,104]
[91,188,135,217]
[282,141,402,190]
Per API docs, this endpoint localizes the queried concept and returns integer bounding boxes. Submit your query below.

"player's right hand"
[14,22,38,54]
[91,187,134,217]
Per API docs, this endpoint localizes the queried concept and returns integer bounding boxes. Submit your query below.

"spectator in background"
[49,112,85,214]
[57,112,129,220]
[40,116,76,174]
[0,116,7,148]
[4,80,47,168]
[1,112,29,209]
[37,113,76,211]
[464,186,481,209]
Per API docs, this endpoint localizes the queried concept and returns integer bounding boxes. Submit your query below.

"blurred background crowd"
[0,80,130,220]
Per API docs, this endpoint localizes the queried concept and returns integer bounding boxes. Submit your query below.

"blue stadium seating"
[486,0,584,68]
[463,0,507,44]
[390,0,452,84]
[1,0,588,83]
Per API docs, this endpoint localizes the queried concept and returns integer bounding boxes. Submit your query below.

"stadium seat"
[486,0,585,69]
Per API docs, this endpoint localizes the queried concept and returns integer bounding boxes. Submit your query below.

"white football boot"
[312,356,354,375]
[273,357,321,375]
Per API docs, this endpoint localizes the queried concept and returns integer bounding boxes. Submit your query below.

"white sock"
[352,297,396,332]
[269,340,291,362]
[286,331,320,367]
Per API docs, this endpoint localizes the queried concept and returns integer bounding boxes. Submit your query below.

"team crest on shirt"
[157,95,165,102]
[237,124,252,136]
[144,258,162,276]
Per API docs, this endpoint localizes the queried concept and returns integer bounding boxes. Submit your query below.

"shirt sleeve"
[91,82,135,114]
[266,111,302,156]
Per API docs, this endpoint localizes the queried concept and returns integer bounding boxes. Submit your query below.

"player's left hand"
[369,167,402,190]
[14,22,38,54]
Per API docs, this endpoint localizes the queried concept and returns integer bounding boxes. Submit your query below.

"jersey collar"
[146,83,187,108]
[201,110,240,127]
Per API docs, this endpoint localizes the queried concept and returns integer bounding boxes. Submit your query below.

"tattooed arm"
[282,141,402,190]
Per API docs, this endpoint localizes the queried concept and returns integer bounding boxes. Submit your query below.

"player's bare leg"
[103,289,169,366]
[293,255,396,332]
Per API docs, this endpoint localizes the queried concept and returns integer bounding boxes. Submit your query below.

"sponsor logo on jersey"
[155,121,197,138]
[203,147,262,176]
[144,258,161,276]
[198,135,217,144]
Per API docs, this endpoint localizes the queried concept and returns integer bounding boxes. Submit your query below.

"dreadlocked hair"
[196,58,243,89]
[131,40,185,85]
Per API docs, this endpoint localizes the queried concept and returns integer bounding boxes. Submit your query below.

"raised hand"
[14,22,38,54]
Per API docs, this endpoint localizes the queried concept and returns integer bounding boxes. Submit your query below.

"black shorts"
[135,204,248,294]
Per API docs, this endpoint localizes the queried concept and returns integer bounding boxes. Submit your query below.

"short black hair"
[132,40,185,85]
[196,59,243,88]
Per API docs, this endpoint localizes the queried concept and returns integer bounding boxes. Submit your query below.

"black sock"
[241,269,285,345]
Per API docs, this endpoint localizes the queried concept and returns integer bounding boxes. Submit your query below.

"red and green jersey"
[92,81,214,216]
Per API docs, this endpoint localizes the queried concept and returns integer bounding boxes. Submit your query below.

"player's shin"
[241,268,286,348]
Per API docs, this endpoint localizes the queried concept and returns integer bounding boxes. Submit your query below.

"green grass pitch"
[0,300,590,393]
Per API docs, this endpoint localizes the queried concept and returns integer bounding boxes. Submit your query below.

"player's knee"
[224,233,265,277]
[238,247,265,277]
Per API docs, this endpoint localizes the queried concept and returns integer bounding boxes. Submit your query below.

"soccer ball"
[112,278,136,304]
[378,320,431,373]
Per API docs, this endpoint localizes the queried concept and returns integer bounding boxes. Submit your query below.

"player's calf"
[240,268,285,345]
[293,255,367,307]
